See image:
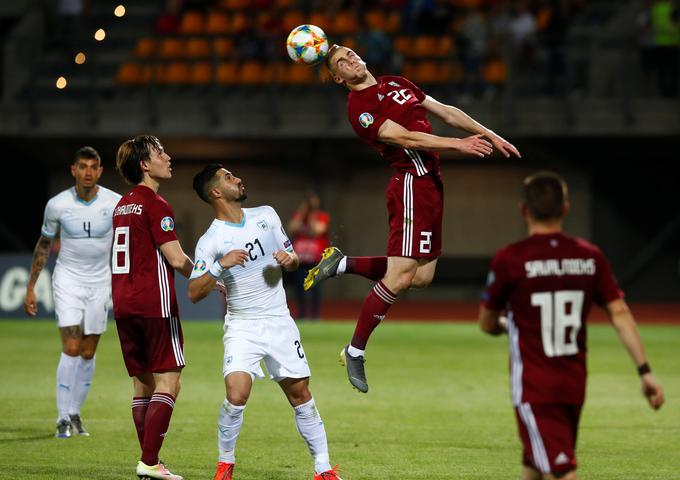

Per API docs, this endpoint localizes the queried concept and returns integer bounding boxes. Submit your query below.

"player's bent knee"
[226,392,249,406]
[63,346,80,356]
[80,350,96,360]
[410,276,432,289]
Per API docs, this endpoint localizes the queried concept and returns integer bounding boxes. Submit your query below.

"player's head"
[326,44,369,86]
[71,146,103,188]
[193,163,247,205]
[116,134,170,185]
[522,171,569,223]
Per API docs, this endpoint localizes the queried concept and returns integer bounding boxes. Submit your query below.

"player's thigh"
[223,320,268,380]
[412,257,439,288]
[82,286,110,336]
[515,403,581,477]
[263,317,310,383]
[383,256,419,292]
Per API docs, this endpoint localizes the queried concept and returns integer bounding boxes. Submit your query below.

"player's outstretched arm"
[273,249,299,272]
[188,249,248,303]
[377,119,493,157]
[159,240,194,278]
[23,235,53,316]
[605,298,665,410]
[478,306,507,336]
[421,96,521,158]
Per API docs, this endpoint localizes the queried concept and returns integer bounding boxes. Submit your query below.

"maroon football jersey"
[111,185,179,319]
[483,232,623,405]
[348,75,440,177]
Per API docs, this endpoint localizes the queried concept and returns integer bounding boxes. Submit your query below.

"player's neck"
[348,71,377,91]
[75,184,98,202]
[139,177,160,193]
[215,202,243,224]
[528,221,563,236]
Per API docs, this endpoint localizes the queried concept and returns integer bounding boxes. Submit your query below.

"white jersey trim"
[508,312,523,406]
[404,148,428,176]
[156,248,171,318]
[402,173,414,256]
[518,403,551,473]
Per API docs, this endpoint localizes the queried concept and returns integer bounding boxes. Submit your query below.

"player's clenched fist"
[219,249,248,268]
[273,250,296,271]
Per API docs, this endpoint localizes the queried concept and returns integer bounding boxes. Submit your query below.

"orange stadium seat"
[231,12,250,34]
[413,36,454,58]
[190,62,213,84]
[185,38,211,58]
[159,61,191,84]
[116,62,152,85]
[385,11,401,33]
[393,36,412,56]
[308,12,331,34]
[283,63,316,85]
[219,0,249,10]
[158,38,185,58]
[341,36,357,52]
[134,38,156,57]
[365,10,386,31]
[483,58,507,85]
[178,11,205,35]
[282,11,306,33]
[206,11,231,34]
[239,60,273,84]
[217,62,239,84]
[214,38,235,58]
[332,10,358,36]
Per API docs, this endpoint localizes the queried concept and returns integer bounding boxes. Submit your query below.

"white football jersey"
[42,186,122,286]
[191,206,294,320]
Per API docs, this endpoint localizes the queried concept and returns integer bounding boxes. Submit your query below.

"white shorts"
[222,316,311,382]
[53,281,110,335]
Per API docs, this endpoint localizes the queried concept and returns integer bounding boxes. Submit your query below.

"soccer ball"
[286,24,329,65]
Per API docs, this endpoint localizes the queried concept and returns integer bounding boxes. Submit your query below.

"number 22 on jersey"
[531,290,584,357]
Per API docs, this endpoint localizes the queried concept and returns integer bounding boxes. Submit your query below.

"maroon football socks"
[345,256,388,281]
[132,396,151,448]
[141,393,176,466]
[351,281,396,350]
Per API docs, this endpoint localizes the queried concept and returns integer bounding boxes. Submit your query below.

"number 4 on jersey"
[531,290,584,357]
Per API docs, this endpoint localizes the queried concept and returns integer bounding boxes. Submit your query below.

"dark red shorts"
[386,172,443,259]
[115,316,185,377]
[515,403,582,475]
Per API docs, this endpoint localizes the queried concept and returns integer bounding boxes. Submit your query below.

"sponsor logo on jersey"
[194,259,206,272]
[388,81,401,87]
[554,452,569,465]
[359,112,374,128]
[257,220,268,231]
[377,93,384,101]
[160,216,175,232]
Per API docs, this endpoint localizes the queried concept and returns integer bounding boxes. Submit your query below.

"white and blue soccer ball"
[286,24,329,65]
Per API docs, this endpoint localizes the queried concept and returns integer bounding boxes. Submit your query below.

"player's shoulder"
[568,234,605,257]
[245,205,277,218]
[97,185,122,202]
[46,187,76,207]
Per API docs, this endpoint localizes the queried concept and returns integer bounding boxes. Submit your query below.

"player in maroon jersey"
[479,171,664,480]
[112,135,193,480]
[303,44,521,393]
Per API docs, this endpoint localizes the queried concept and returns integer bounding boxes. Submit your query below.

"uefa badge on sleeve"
[194,259,207,273]
[160,216,175,232]
[359,112,373,128]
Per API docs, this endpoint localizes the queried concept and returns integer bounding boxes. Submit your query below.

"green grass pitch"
[0,319,678,479]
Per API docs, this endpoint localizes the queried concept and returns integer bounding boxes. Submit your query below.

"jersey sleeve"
[266,206,294,253]
[190,234,216,280]
[40,198,60,238]
[395,75,427,102]
[593,249,624,306]
[147,197,179,246]
[482,249,513,311]
[348,95,387,143]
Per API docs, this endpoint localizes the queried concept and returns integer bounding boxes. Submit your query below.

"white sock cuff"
[294,398,318,417]
[223,399,246,416]
[60,352,79,365]
[336,257,347,274]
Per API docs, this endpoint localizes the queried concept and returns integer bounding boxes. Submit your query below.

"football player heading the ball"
[303,43,521,394]
[479,171,664,480]
[188,164,343,480]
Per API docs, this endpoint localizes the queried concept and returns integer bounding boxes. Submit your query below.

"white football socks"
[347,345,365,358]
[56,352,79,422]
[336,257,347,275]
[217,399,245,463]
[69,355,95,416]
[294,398,331,474]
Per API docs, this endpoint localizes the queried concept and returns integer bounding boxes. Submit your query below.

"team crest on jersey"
[257,220,268,231]
[194,259,206,272]
[160,216,175,231]
[100,208,110,217]
[359,112,374,128]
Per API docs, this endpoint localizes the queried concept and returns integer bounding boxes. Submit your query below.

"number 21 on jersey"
[531,290,584,357]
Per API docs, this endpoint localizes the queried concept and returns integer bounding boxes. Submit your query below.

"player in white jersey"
[23,146,121,439]
[188,164,343,480]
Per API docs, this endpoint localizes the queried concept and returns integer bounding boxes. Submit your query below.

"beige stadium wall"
[48,164,590,300]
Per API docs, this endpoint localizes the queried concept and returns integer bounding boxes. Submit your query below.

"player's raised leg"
[279,377,342,479]
[215,371,252,480]
[304,247,388,290]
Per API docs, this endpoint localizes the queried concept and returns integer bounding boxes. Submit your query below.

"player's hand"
[23,289,38,316]
[273,250,295,269]
[640,373,664,410]
[219,249,248,268]
[456,134,493,157]
[487,132,521,158]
